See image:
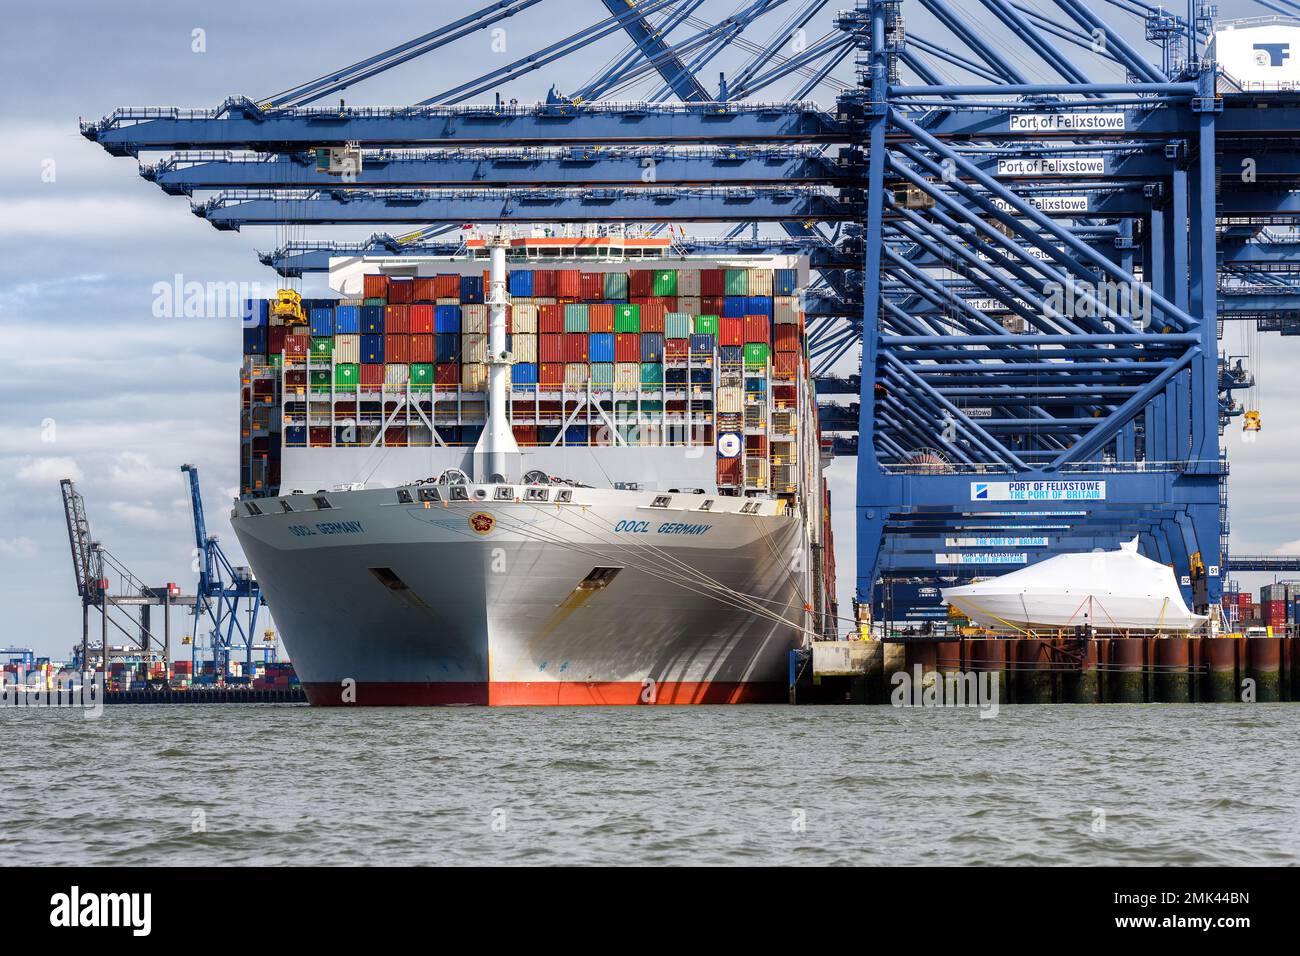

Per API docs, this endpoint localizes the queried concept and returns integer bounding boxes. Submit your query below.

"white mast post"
[474,234,520,482]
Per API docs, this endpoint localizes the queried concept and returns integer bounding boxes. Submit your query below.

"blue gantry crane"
[81,0,1300,623]
[181,464,263,679]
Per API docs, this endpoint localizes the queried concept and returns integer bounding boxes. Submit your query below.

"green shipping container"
[335,363,359,391]
[725,268,749,295]
[410,363,435,389]
[310,369,331,392]
[744,343,770,368]
[603,272,629,301]
[564,303,589,332]
[692,314,718,335]
[614,304,641,332]
[652,269,678,296]
[664,312,691,339]
[311,336,334,357]
[363,297,387,306]
[640,362,664,386]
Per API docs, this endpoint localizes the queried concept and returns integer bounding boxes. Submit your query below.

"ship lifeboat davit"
[941,537,1207,632]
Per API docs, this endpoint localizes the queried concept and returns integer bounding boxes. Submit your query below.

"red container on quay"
[564,332,590,363]
[410,334,435,363]
[716,457,742,484]
[268,326,288,354]
[615,333,640,363]
[360,364,384,386]
[702,295,725,316]
[433,274,460,299]
[629,269,655,297]
[639,302,667,333]
[363,274,389,299]
[284,334,309,358]
[409,304,435,334]
[774,351,800,378]
[513,424,539,445]
[665,338,689,359]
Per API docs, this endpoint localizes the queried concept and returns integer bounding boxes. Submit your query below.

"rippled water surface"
[3,704,1297,865]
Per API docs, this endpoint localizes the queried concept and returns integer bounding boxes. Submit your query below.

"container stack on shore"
[240,262,810,498]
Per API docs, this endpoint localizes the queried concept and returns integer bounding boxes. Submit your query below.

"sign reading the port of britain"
[935,552,1029,565]
[970,480,1106,502]
[1008,112,1126,133]
[468,512,496,535]
[944,537,1049,547]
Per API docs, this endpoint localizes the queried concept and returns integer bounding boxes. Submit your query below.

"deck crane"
[181,464,263,680]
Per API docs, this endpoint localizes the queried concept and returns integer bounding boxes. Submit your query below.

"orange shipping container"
[363,274,389,299]
[564,333,590,363]
[433,274,460,298]
[774,351,800,379]
[388,279,414,304]
[539,334,564,363]
[410,334,435,363]
[743,314,769,343]
[385,304,410,333]
[773,324,801,353]
[409,304,435,334]
[412,277,438,301]
[534,270,557,298]
[556,269,582,299]
[539,304,565,334]
[539,362,564,387]
[588,303,615,333]
[639,302,667,333]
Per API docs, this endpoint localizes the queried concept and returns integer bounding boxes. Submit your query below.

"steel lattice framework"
[82,0,1300,617]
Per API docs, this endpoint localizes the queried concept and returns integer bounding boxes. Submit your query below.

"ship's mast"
[474,235,520,482]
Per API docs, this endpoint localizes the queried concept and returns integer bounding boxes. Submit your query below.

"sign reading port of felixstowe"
[1008,112,1126,133]
[996,156,1106,176]
[971,480,1107,501]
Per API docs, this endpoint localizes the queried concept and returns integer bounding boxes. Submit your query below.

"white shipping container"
[436,297,460,306]
[534,297,557,306]
[512,304,538,333]
[462,333,488,363]
[678,269,701,297]
[564,363,590,387]
[718,386,743,413]
[748,268,774,296]
[384,363,409,385]
[512,333,538,362]
[512,296,536,307]
[462,304,488,334]
[677,296,701,316]
[461,362,487,391]
[334,334,360,363]
[774,295,800,324]
[615,362,640,390]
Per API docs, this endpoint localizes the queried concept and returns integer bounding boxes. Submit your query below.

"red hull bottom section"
[303,681,787,706]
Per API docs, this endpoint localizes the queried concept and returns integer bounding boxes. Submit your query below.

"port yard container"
[590,362,615,385]
[435,363,460,387]
[409,304,434,334]
[639,302,666,333]
[678,269,701,297]
[640,362,664,386]
[700,268,726,296]
[720,345,744,364]
[539,362,564,387]
[774,268,798,295]
[435,333,461,363]
[614,304,641,332]
[719,317,744,346]
[431,304,458,333]
[385,363,409,385]
[774,352,800,378]
[744,314,770,343]
[774,324,800,352]
[335,363,359,391]
[411,277,436,302]
[539,304,564,334]
[539,334,564,363]
[284,334,309,358]
[587,303,614,333]
[693,314,718,335]
[360,363,384,387]
[410,334,435,364]
[508,271,534,297]
[748,295,773,317]
[333,334,360,363]
[653,269,678,296]
[589,333,616,364]
[360,306,384,334]
[615,362,640,389]
[384,278,410,304]
[244,326,268,355]
[512,363,538,386]
[723,297,747,318]
[332,305,360,334]
[690,333,714,354]
[748,268,773,296]
[565,363,590,387]
[629,269,654,298]
[533,269,557,298]
[665,338,688,359]
[725,268,749,295]
[640,333,664,363]
[556,269,582,299]
[774,295,799,324]
[410,363,434,389]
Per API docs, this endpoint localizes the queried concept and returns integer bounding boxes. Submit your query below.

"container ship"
[231,234,836,705]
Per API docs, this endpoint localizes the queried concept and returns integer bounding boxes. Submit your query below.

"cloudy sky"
[1,0,1295,661]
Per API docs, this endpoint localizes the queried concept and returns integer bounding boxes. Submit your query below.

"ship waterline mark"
[1,670,104,718]
[890,664,1000,718]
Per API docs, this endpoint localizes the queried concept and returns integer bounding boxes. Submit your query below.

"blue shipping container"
[689,333,714,353]
[310,308,334,337]
[461,275,485,303]
[508,271,534,297]
[640,333,664,363]
[335,305,361,334]
[774,268,798,296]
[589,333,615,363]
[461,424,484,444]
[435,333,461,363]
[361,334,384,364]
[748,295,773,317]
[244,299,269,327]
[284,426,306,445]
[512,362,539,385]
[564,425,589,445]
[243,326,267,355]
[720,345,744,364]
[722,297,747,318]
[434,304,461,333]
[360,305,385,334]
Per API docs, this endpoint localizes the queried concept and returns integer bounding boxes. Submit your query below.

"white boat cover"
[941,537,1207,631]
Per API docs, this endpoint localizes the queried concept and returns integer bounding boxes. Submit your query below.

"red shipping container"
[774,351,800,378]
[513,425,539,445]
[360,363,384,386]
[534,269,557,298]
[640,302,666,333]
[268,326,288,354]
[744,314,769,343]
[384,426,408,446]
[539,362,564,387]
[388,279,414,304]
[588,303,615,333]
[615,333,640,363]
[539,334,565,363]
[719,317,744,346]
[556,269,582,299]
[434,274,460,299]
[435,363,460,386]
[581,272,605,301]
[564,332,590,363]
[701,269,726,296]
[774,324,801,352]
[539,304,565,334]
[412,277,438,302]
[629,269,655,297]
[717,457,742,484]
[386,334,411,364]
[385,304,410,333]
[702,295,725,316]
[363,274,389,299]
[410,304,435,334]
[284,334,309,358]
[410,334,435,363]
[309,426,332,446]
[665,338,689,359]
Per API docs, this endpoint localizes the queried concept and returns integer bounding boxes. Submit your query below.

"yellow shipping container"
[461,362,487,391]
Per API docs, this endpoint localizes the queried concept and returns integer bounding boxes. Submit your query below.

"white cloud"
[0,536,37,558]
[106,451,187,496]
[14,455,82,485]
[107,500,185,530]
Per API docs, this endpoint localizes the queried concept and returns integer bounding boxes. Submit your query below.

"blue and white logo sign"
[717,431,742,459]
[1254,42,1290,67]
[970,480,1106,502]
